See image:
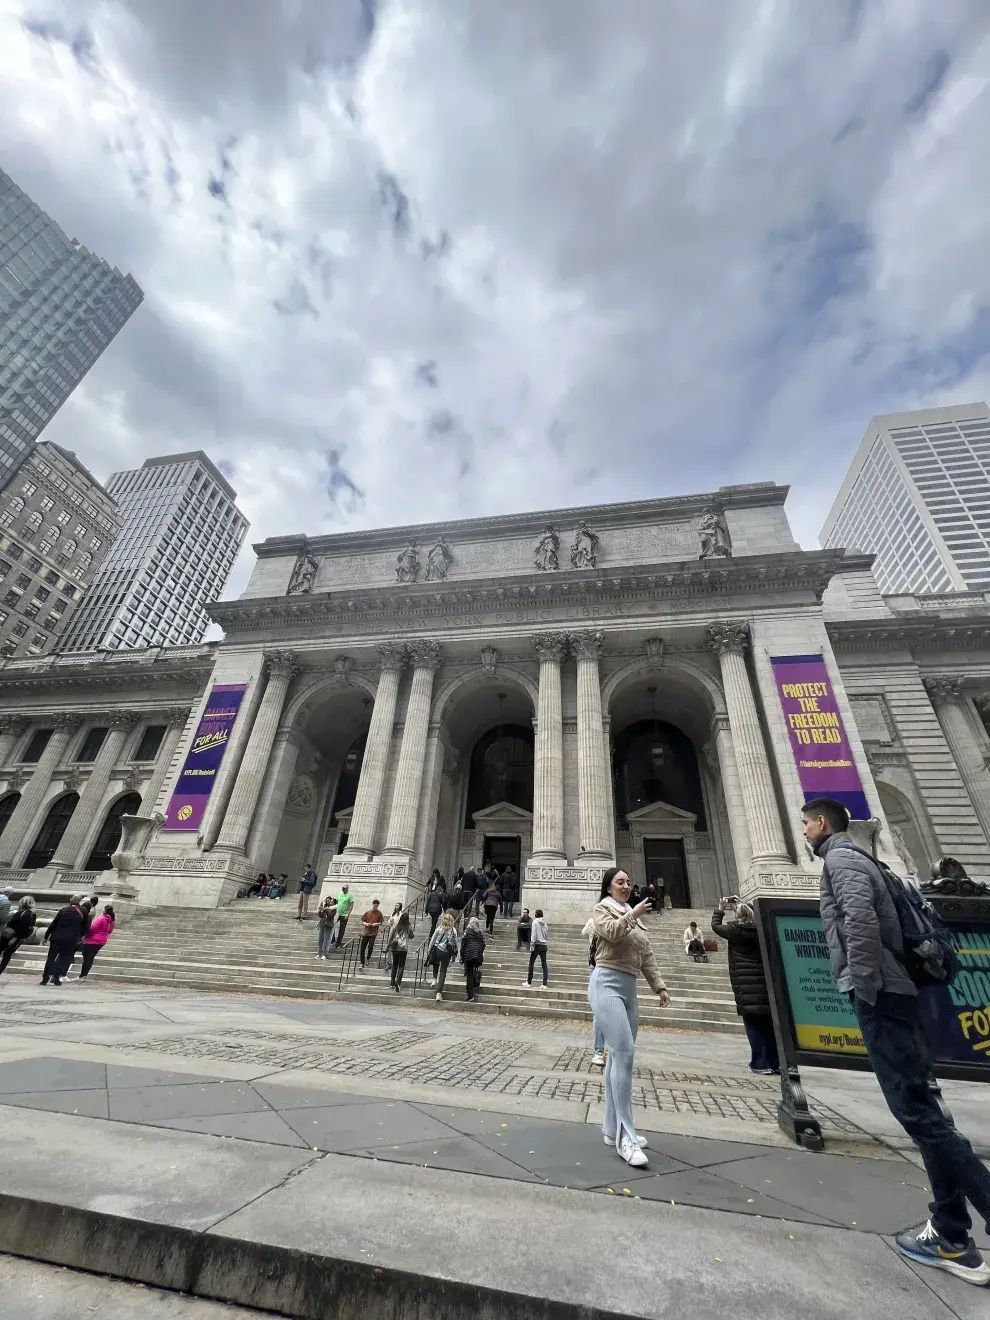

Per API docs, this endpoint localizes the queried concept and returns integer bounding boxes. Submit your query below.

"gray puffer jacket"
[817,832,916,1005]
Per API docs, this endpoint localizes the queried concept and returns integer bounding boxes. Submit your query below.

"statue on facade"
[570,521,599,569]
[288,552,319,594]
[534,524,560,572]
[698,506,732,560]
[331,656,354,687]
[425,535,454,582]
[396,542,420,583]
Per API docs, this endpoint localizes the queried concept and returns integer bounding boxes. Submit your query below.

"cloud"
[3,0,990,611]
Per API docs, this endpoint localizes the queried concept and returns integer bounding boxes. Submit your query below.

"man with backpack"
[802,798,990,1287]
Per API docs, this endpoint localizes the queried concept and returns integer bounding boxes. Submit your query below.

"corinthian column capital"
[376,642,407,672]
[532,631,568,664]
[408,639,443,671]
[924,675,963,704]
[265,649,302,681]
[571,629,605,662]
[706,621,749,657]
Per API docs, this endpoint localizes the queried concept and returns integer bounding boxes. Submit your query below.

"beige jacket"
[591,899,667,994]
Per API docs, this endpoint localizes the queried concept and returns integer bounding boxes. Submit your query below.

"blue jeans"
[589,967,640,1148]
[854,990,990,1243]
[317,926,334,956]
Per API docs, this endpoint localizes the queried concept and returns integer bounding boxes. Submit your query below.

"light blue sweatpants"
[589,969,605,1054]
[588,966,640,1148]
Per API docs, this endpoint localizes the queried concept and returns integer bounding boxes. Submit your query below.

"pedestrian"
[426,912,459,1001]
[40,894,88,987]
[460,866,479,920]
[524,909,550,989]
[460,916,486,1002]
[296,864,318,919]
[803,797,990,1286]
[315,894,338,959]
[250,872,266,897]
[482,862,499,915]
[516,907,532,950]
[590,868,670,1168]
[359,899,384,966]
[381,901,404,947]
[78,904,115,981]
[0,893,9,930]
[427,868,446,895]
[501,866,517,917]
[711,898,779,1075]
[386,909,414,991]
[482,880,501,935]
[274,872,289,899]
[581,914,606,1067]
[683,919,709,962]
[425,883,445,939]
[644,880,661,912]
[0,895,36,977]
[330,884,354,946]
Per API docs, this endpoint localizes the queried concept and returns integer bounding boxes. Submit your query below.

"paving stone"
[364,1135,543,1181]
[252,1081,382,1111]
[154,1109,310,1148]
[468,1119,680,1189]
[624,1167,842,1225]
[0,1088,110,1120]
[106,1065,225,1089]
[414,1102,569,1136]
[108,1081,269,1124]
[277,1098,455,1152]
[640,1130,785,1168]
[0,1057,107,1093]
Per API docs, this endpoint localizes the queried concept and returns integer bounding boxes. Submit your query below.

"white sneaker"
[522,982,531,989]
[430,979,438,988]
[605,1133,648,1149]
[619,1135,649,1168]
[538,984,548,991]
[435,992,442,1001]
[591,1052,606,1067]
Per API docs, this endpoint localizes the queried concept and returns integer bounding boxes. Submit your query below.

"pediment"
[625,800,697,827]
[471,800,534,824]
[334,806,354,825]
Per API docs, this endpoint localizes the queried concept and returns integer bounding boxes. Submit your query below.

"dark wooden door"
[643,838,689,907]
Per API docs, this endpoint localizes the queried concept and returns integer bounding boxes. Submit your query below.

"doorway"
[483,836,521,876]
[643,838,689,907]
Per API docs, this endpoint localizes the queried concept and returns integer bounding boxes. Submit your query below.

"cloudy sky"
[2,0,990,599]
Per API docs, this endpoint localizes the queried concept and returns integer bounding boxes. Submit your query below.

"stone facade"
[1,483,989,915]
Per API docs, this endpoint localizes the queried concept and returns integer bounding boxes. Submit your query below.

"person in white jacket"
[683,920,708,962]
[525,910,550,989]
[582,915,607,1067]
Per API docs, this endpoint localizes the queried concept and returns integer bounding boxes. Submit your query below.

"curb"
[0,1191,629,1320]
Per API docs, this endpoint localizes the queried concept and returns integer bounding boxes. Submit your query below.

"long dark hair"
[396,910,411,934]
[599,867,626,900]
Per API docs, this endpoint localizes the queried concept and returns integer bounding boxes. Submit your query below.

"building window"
[24,511,42,531]
[23,792,79,868]
[21,728,53,763]
[28,557,42,572]
[34,587,50,603]
[135,725,167,761]
[0,792,21,836]
[40,496,53,512]
[44,570,58,585]
[4,591,20,608]
[77,727,109,762]
[14,574,30,590]
[57,511,70,525]
[20,481,36,497]
[91,535,102,550]
[28,635,46,652]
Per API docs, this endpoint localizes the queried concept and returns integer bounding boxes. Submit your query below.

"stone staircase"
[1,900,743,1033]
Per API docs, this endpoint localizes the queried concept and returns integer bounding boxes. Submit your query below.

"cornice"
[827,616,990,653]
[213,549,864,634]
[251,484,792,560]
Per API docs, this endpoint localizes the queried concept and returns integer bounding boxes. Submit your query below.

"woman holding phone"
[590,867,670,1168]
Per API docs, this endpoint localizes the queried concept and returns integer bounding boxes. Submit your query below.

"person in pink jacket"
[79,904,115,980]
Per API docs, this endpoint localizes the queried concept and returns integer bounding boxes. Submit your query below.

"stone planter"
[110,812,165,922]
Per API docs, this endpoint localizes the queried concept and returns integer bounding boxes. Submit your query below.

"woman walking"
[482,880,501,935]
[460,917,486,1002]
[315,894,338,959]
[590,868,670,1168]
[711,898,779,1075]
[0,895,36,976]
[425,883,445,939]
[525,909,549,989]
[78,904,115,980]
[427,913,459,1000]
[386,909,414,991]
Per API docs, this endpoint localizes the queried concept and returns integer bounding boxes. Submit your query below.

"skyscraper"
[0,166,143,488]
[821,403,990,594]
[0,440,120,658]
[60,452,248,652]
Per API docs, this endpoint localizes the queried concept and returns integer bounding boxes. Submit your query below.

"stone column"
[342,644,406,859]
[530,632,567,862]
[141,710,191,815]
[572,630,614,863]
[0,715,82,867]
[382,641,443,857]
[709,711,754,886]
[214,651,300,853]
[602,716,617,861]
[924,677,990,846]
[0,717,28,770]
[52,713,140,868]
[706,623,790,866]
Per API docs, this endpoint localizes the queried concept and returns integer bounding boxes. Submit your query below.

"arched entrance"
[85,792,143,871]
[0,792,20,839]
[25,792,79,869]
[465,722,534,876]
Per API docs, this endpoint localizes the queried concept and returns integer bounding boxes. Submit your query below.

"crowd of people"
[0,891,115,985]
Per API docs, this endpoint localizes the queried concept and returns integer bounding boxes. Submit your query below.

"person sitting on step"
[683,919,709,962]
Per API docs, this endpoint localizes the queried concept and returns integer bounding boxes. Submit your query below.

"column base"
[739,861,815,900]
[341,844,375,862]
[573,850,614,868]
[527,851,568,866]
[523,859,609,918]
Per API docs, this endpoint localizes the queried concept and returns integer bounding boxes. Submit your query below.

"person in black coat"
[461,867,480,917]
[501,867,518,917]
[425,884,445,938]
[460,918,486,1001]
[0,895,36,975]
[41,895,88,986]
[711,900,779,1074]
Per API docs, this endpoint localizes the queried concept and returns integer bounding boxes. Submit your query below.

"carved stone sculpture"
[288,552,319,594]
[425,536,454,582]
[534,524,560,572]
[480,646,499,679]
[644,637,664,670]
[923,675,963,703]
[698,506,732,560]
[571,629,605,661]
[532,632,568,663]
[331,656,354,686]
[396,542,420,583]
[409,639,443,671]
[111,811,166,910]
[706,621,749,656]
[570,522,599,570]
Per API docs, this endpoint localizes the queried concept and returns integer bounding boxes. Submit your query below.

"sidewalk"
[0,977,986,1318]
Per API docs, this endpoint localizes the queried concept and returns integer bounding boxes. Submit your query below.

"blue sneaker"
[895,1220,990,1286]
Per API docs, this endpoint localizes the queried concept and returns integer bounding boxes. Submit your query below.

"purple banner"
[163,683,247,831]
[771,654,871,820]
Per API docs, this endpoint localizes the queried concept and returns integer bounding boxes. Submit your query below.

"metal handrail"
[336,934,362,991]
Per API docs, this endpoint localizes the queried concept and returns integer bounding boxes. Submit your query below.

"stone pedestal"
[523,862,607,918]
[320,855,421,921]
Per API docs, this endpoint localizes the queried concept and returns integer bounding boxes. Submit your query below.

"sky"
[2,0,990,602]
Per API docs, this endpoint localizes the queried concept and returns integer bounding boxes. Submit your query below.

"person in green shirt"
[330,885,355,947]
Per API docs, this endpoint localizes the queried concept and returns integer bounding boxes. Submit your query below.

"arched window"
[78,550,92,568]
[24,791,79,868]
[0,791,20,838]
[7,497,24,515]
[465,724,534,824]
[25,510,43,531]
[612,720,706,827]
[85,791,142,871]
[63,538,77,555]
